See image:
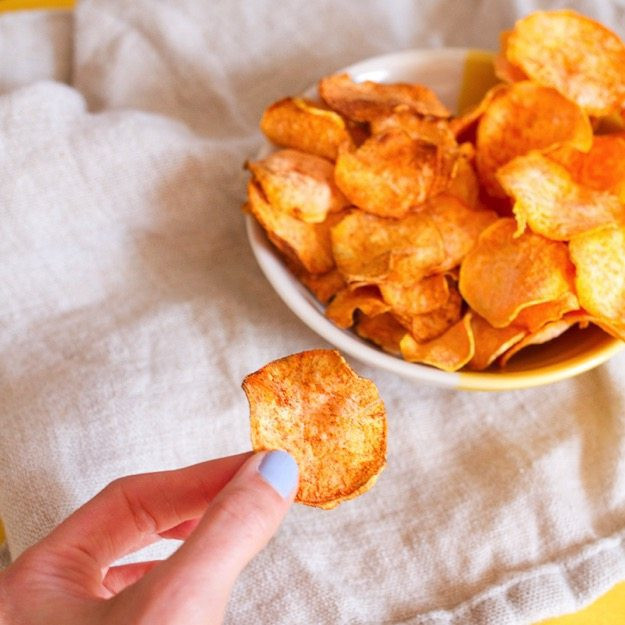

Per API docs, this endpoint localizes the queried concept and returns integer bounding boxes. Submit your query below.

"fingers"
[103,561,161,595]
[114,451,298,623]
[43,452,252,571]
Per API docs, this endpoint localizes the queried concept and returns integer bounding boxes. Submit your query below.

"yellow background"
[0,0,624,622]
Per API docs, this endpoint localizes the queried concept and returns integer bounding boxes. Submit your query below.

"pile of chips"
[244,9,625,372]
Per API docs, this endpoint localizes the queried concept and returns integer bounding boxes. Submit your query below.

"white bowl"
[246,48,623,391]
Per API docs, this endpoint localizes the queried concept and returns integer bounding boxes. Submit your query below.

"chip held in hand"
[243,349,387,509]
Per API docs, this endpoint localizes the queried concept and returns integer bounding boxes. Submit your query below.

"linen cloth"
[2,1,625,623]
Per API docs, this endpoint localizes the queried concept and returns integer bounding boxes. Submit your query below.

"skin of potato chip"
[468,314,526,370]
[476,81,592,197]
[243,349,387,509]
[247,149,349,223]
[380,273,450,317]
[510,291,580,333]
[330,210,445,285]
[334,129,456,218]
[260,97,352,160]
[245,180,336,274]
[569,224,625,325]
[319,73,449,122]
[400,313,475,371]
[498,151,625,241]
[355,312,407,355]
[506,10,625,116]
[459,218,575,327]
[325,286,390,329]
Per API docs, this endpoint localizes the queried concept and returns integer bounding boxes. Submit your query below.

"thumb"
[115,451,298,624]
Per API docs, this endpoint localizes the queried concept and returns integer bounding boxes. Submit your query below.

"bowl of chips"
[244,10,625,391]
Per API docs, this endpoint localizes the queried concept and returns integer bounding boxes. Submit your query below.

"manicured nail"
[258,450,299,499]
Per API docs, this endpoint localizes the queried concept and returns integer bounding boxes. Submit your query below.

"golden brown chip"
[505,10,625,116]
[246,180,336,274]
[459,218,575,327]
[380,273,450,317]
[468,314,526,370]
[498,151,625,240]
[510,291,580,334]
[569,224,625,325]
[334,129,456,218]
[260,97,352,160]
[319,72,449,122]
[325,286,390,329]
[330,210,444,285]
[355,312,407,355]
[243,349,387,509]
[476,81,592,197]
[400,313,475,371]
[247,149,349,223]
[404,286,463,343]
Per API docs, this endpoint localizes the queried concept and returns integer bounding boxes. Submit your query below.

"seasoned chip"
[498,151,625,240]
[459,218,575,327]
[476,81,592,197]
[569,224,625,325]
[247,149,349,223]
[334,129,455,218]
[505,10,625,115]
[330,211,444,285]
[246,181,336,274]
[468,314,526,370]
[355,312,407,355]
[319,72,449,122]
[243,349,387,509]
[260,97,352,160]
[380,273,450,317]
[400,313,475,371]
[325,286,390,329]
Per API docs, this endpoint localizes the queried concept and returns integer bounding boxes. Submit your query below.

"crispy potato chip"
[400,313,475,371]
[243,349,387,509]
[510,291,580,333]
[403,286,463,343]
[355,312,407,355]
[380,273,450,317]
[370,111,457,148]
[330,211,444,285]
[284,260,345,304]
[569,224,625,325]
[506,10,625,116]
[498,151,625,240]
[334,129,456,218]
[319,73,449,122]
[459,218,575,327]
[468,314,526,370]
[246,180,336,274]
[325,286,390,328]
[247,149,349,223]
[476,81,592,197]
[260,97,352,160]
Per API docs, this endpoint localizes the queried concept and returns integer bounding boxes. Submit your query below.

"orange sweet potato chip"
[403,286,463,343]
[380,273,450,317]
[325,286,390,329]
[319,72,449,122]
[505,10,625,116]
[260,97,352,160]
[247,149,349,223]
[510,291,580,333]
[355,312,407,355]
[334,129,456,218]
[244,349,387,509]
[459,218,575,327]
[285,260,346,304]
[468,314,526,370]
[476,81,592,197]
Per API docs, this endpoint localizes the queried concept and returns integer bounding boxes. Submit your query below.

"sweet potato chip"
[459,218,575,327]
[246,180,335,274]
[468,314,526,370]
[325,286,390,329]
[330,211,444,285]
[370,111,457,148]
[355,312,407,355]
[446,156,480,209]
[498,151,625,240]
[260,97,352,160]
[319,73,449,122]
[569,224,625,325]
[243,349,387,509]
[400,313,475,371]
[403,286,463,343]
[285,260,345,304]
[506,10,625,116]
[476,81,592,197]
[334,129,455,218]
[247,149,349,223]
[380,273,449,317]
[511,291,580,333]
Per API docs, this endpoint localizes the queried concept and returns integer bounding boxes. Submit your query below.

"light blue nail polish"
[258,450,299,499]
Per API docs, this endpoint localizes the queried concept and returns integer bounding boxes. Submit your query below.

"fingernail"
[258,450,299,499]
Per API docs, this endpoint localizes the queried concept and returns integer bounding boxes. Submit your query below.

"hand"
[0,450,298,625]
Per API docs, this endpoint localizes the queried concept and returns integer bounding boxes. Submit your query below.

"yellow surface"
[0,2,623,622]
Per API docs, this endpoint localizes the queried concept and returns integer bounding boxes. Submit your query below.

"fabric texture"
[1,2,625,623]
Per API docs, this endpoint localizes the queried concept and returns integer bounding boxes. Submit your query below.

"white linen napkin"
[2,2,625,623]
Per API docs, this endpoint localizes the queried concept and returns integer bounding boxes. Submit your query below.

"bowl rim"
[245,47,624,391]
